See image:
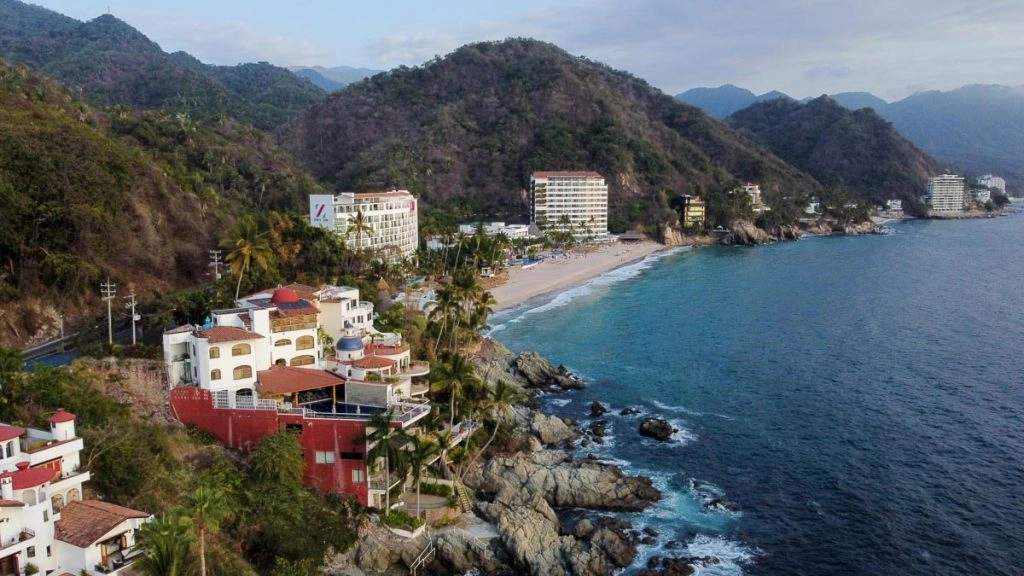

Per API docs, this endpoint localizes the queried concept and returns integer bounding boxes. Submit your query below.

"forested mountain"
[289,65,382,92]
[281,39,821,230]
[676,85,790,119]
[0,0,325,130]
[727,96,943,214]
[0,61,324,346]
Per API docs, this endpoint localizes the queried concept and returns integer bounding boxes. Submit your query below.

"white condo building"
[530,171,608,236]
[977,174,1006,194]
[928,175,966,212]
[309,191,419,260]
[0,410,151,575]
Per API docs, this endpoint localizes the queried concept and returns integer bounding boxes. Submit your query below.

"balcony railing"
[0,527,34,552]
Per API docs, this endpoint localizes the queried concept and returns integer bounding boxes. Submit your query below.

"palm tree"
[408,436,440,518]
[346,209,374,256]
[135,515,196,576]
[363,410,408,511]
[221,214,273,301]
[429,285,461,356]
[187,486,233,576]
[430,352,481,431]
[464,380,524,476]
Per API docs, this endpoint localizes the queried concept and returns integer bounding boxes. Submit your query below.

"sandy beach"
[489,242,667,311]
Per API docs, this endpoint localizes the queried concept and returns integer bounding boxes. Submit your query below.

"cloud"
[364,33,461,67]
[151,21,332,66]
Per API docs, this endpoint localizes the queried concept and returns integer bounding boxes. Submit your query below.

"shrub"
[381,509,424,530]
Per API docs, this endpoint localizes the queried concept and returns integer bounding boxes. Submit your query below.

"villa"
[0,410,151,575]
[162,285,434,508]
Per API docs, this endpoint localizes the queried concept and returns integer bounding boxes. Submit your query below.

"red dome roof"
[48,408,76,424]
[271,288,300,304]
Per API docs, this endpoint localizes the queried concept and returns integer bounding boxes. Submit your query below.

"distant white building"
[309,191,419,260]
[530,171,608,236]
[886,199,903,212]
[741,183,770,214]
[973,188,992,204]
[0,410,151,575]
[928,175,966,212]
[977,174,1006,194]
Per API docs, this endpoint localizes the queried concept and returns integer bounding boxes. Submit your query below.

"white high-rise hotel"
[530,171,608,236]
[927,175,966,212]
[309,191,419,259]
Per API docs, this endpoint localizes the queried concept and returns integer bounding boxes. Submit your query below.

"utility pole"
[209,249,223,280]
[101,278,116,345]
[125,293,138,346]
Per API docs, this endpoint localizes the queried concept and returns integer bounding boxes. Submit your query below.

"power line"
[209,249,223,280]
[100,278,116,345]
[124,293,138,346]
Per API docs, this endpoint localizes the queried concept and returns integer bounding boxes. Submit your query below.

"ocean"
[488,209,1024,576]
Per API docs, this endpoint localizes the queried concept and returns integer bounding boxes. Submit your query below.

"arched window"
[290,355,315,367]
[51,494,65,513]
[233,365,253,380]
[295,336,315,350]
[209,347,220,359]
[210,369,221,381]
[22,489,36,506]
[67,488,80,502]
[231,343,251,356]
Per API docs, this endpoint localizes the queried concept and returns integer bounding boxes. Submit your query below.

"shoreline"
[489,241,668,312]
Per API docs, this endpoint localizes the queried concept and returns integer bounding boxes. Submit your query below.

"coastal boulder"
[514,351,585,391]
[432,528,511,574]
[590,401,609,417]
[721,220,771,246]
[530,413,578,446]
[639,418,674,441]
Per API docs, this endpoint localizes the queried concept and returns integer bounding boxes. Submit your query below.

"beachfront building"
[742,183,770,214]
[309,191,419,260]
[973,188,992,204]
[977,174,1006,194]
[163,285,434,507]
[0,410,151,575]
[886,199,903,213]
[530,171,608,237]
[679,195,706,229]
[928,175,966,212]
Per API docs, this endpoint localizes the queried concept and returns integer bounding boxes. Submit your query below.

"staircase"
[408,535,435,576]
[453,480,472,513]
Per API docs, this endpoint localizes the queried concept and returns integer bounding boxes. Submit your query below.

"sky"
[26,0,1024,102]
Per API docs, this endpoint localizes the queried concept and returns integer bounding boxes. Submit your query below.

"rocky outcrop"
[432,529,511,574]
[469,449,660,512]
[639,418,674,441]
[530,413,578,446]
[720,220,771,245]
[590,401,609,417]
[513,351,585,392]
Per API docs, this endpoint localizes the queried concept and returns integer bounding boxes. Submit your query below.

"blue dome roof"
[336,336,364,351]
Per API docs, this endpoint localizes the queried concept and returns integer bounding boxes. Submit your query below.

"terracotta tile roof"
[197,326,264,343]
[532,171,603,178]
[55,500,150,548]
[0,499,25,508]
[0,424,24,443]
[256,366,344,396]
[353,356,396,369]
[48,408,76,424]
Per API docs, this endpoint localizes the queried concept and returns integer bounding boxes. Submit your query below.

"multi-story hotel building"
[928,175,966,212]
[309,191,419,260]
[679,195,706,229]
[977,174,1006,194]
[530,172,608,236]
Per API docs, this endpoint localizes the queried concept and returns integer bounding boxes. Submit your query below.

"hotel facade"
[529,171,608,236]
[309,191,419,259]
[928,175,966,212]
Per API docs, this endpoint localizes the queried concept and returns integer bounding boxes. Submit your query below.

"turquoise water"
[490,209,1024,575]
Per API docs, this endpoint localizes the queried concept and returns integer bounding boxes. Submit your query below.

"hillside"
[0,0,324,130]
[676,85,791,119]
[289,65,382,92]
[281,39,820,229]
[727,96,943,213]
[0,61,324,347]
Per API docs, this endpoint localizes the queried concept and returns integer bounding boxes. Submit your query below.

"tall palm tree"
[363,410,407,511]
[135,515,196,576]
[408,436,440,518]
[430,352,480,431]
[429,285,461,356]
[221,214,273,301]
[187,486,233,576]
[463,380,525,477]
[346,209,374,256]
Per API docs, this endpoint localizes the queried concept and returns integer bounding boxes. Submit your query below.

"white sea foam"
[652,399,735,420]
[669,418,699,445]
[685,535,758,576]
[547,398,573,407]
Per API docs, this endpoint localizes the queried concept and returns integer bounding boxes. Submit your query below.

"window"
[231,343,251,356]
[209,347,220,359]
[4,441,12,458]
[233,365,253,380]
[340,452,362,460]
[274,338,292,347]
[210,369,221,381]
[295,335,315,350]
[285,423,303,435]
[352,469,365,483]
[27,546,35,558]
[315,451,336,464]
[51,494,65,513]
[68,488,80,502]
[290,355,315,367]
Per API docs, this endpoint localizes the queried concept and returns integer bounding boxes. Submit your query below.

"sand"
[489,242,667,311]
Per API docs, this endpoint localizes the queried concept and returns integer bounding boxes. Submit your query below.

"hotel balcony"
[0,527,34,556]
